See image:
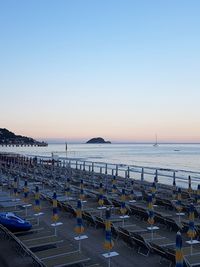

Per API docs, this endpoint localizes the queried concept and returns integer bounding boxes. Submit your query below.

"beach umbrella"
[151,182,156,204]
[80,179,85,200]
[173,175,176,200]
[187,203,196,254]
[120,188,126,202]
[75,200,84,235]
[98,194,104,206]
[112,184,117,194]
[13,177,18,197]
[147,194,154,227]
[176,188,182,212]
[154,169,158,183]
[34,186,41,212]
[23,180,29,202]
[188,176,192,194]
[176,188,183,222]
[197,184,200,204]
[175,232,183,267]
[104,209,114,251]
[52,192,59,223]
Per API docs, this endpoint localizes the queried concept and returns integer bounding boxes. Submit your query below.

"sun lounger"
[23,235,63,250]
[35,245,77,259]
[184,252,200,266]
[42,250,90,267]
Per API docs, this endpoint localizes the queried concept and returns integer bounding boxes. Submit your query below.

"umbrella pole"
[108,250,111,267]
[191,237,193,255]
[78,234,81,252]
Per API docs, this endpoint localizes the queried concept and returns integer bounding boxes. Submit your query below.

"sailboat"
[153,134,158,147]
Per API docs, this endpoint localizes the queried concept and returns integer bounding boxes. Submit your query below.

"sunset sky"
[1,0,200,143]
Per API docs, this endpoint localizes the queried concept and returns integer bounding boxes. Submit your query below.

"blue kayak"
[0,212,32,232]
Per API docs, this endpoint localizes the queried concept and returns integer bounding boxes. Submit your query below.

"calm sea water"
[1,143,200,172]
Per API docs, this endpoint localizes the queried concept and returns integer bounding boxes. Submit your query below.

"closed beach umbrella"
[34,186,41,212]
[80,179,84,200]
[23,180,29,202]
[176,188,182,213]
[188,176,192,194]
[75,200,84,235]
[98,194,104,206]
[197,184,200,204]
[13,177,18,196]
[187,203,196,254]
[104,209,114,251]
[147,194,154,227]
[112,184,117,194]
[173,176,176,200]
[175,232,183,267]
[120,188,126,202]
[52,192,58,223]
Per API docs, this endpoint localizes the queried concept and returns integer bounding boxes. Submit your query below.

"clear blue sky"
[0,0,200,142]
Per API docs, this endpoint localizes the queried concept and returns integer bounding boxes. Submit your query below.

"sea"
[1,143,200,173]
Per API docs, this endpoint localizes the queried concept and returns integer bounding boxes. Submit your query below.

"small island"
[86,137,111,144]
[0,128,48,147]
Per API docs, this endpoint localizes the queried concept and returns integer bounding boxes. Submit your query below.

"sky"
[0,0,200,143]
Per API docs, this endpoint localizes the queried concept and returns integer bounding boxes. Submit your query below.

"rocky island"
[0,128,48,147]
[86,137,111,144]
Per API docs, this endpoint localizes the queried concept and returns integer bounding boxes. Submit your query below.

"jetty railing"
[1,153,200,189]
[35,155,200,189]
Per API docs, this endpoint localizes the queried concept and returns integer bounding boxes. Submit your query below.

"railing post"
[76,161,78,170]
[92,162,94,172]
[116,165,118,176]
[141,168,144,182]
[83,161,85,171]
[127,167,130,179]
[105,164,108,175]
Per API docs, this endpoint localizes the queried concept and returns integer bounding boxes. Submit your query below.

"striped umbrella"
[52,192,59,223]
[112,184,117,194]
[151,182,156,204]
[65,177,71,198]
[75,200,84,235]
[80,179,84,200]
[197,184,200,204]
[176,188,182,213]
[188,176,192,194]
[13,177,18,197]
[23,180,29,202]
[175,231,183,267]
[173,176,176,200]
[147,194,154,227]
[120,188,127,216]
[34,186,41,212]
[187,203,196,254]
[104,209,114,251]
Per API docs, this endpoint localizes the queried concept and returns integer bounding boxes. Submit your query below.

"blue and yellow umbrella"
[52,192,59,223]
[75,200,84,235]
[147,194,154,226]
[104,209,114,251]
[99,182,104,195]
[188,176,192,194]
[187,203,196,239]
[173,176,176,200]
[80,179,85,200]
[34,186,41,212]
[175,231,183,267]
[197,184,200,204]
[13,177,18,196]
[176,188,182,213]
[23,180,29,202]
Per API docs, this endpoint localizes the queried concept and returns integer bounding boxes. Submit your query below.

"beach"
[0,153,200,266]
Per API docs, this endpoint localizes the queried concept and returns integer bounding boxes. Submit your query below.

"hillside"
[0,128,47,146]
